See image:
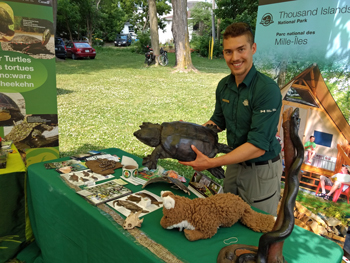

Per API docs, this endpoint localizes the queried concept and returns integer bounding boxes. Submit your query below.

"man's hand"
[178,145,212,171]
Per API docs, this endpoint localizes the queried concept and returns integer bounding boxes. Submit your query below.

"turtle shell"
[160,121,219,161]
[5,122,41,142]
[0,93,23,125]
[0,7,14,37]
[10,35,41,45]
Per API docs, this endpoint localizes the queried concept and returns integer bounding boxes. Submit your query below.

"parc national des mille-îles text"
[275,5,350,46]
[0,55,34,88]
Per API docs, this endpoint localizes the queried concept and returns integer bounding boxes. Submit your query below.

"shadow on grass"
[57,88,74,95]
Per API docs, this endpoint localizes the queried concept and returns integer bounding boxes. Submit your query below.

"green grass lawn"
[56,46,350,222]
[56,46,230,181]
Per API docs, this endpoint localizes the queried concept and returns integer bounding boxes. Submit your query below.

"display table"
[0,145,32,263]
[17,148,343,263]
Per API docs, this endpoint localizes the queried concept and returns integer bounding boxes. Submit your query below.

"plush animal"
[160,191,275,241]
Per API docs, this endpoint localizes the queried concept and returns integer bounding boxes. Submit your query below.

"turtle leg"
[22,45,30,54]
[207,167,225,179]
[142,145,172,170]
[217,143,234,154]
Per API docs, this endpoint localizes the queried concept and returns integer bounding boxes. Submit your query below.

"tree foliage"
[56,0,171,43]
[189,2,212,36]
[215,0,258,33]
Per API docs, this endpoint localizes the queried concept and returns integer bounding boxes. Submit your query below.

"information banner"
[0,0,59,165]
[254,0,350,89]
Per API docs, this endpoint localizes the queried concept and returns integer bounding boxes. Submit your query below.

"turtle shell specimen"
[5,121,58,152]
[0,93,24,125]
[134,121,233,179]
[9,28,51,53]
[0,7,14,38]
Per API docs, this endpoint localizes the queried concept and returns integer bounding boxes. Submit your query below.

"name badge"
[222,99,229,103]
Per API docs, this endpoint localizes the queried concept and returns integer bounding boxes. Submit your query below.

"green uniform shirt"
[304,141,316,150]
[210,65,282,163]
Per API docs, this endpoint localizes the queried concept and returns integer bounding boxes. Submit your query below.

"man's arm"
[179,142,265,171]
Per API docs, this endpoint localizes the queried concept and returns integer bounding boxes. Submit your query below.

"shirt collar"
[225,64,257,89]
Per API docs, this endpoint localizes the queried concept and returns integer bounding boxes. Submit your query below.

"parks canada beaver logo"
[260,13,274,26]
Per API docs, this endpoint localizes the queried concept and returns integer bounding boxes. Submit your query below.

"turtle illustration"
[0,93,24,126]
[0,6,14,38]
[8,28,51,54]
[134,121,233,179]
[5,119,58,152]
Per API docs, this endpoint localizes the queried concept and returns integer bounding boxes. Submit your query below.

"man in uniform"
[180,22,282,216]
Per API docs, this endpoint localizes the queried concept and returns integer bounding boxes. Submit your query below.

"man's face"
[223,34,256,83]
[310,137,315,142]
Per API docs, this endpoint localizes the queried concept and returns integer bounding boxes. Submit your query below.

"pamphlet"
[188,171,223,198]
[44,159,87,174]
[106,190,163,217]
[77,179,132,205]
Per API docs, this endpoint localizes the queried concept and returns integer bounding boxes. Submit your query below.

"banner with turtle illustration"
[0,0,59,166]
[0,0,58,261]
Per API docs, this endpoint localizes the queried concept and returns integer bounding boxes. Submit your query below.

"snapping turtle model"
[8,28,51,54]
[134,121,233,179]
[5,120,58,152]
[0,93,24,125]
[0,7,14,38]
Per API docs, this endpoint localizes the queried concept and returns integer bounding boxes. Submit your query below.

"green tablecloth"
[0,145,31,263]
[17,148,343,263]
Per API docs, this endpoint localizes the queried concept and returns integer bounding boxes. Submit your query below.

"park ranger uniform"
[210,65,282,216]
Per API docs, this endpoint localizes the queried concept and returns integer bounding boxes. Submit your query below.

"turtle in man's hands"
[133,121,233,179]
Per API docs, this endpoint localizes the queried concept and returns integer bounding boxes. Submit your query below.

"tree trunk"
[171,0,197,72]
[65,18,73,41]
[148,0,159,65]
[217,18,221,43]
[277,60,287,88]
[86,17,92,45]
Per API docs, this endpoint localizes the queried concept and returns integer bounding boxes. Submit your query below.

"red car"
[66,42,96,60]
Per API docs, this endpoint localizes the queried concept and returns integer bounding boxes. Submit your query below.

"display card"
[60,169,114,187]
[188,171,223,198]
[44,159,87,173]
[77,179,132,205]
[106,190,163,218]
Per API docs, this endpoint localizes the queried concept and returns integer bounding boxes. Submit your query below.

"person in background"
[304,135,316,165]
[317,164,350,200]
[179,22,282,216]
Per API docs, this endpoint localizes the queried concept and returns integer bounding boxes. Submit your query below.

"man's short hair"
[223,22,254,45]
[310,136,315,139]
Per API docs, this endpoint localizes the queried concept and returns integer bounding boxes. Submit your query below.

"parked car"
[55,37,66,59]
[114,34,132,46]
[65,42,96,60]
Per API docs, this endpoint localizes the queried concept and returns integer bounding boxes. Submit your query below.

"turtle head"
[41,29,51,46]
[134,122,161,147]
